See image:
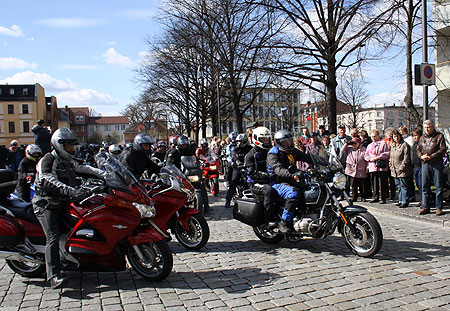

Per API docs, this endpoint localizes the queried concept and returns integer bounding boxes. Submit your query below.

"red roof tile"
[89,116,129,125]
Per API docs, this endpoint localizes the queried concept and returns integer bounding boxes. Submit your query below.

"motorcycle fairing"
[150,189,188,232]
[127,226,166,245]
[176,208,199,231]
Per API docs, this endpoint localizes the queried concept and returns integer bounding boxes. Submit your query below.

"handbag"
[375,159,387,168]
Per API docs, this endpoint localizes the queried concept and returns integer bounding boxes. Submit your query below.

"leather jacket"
[417,130,447,165]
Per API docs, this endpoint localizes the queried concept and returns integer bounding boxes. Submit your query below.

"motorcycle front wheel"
[211,177,219,196]
[127,241,173,281]
[253,226,284,244]
[6,259,46,278]
[341,212,383,258]
[175,213,210,250]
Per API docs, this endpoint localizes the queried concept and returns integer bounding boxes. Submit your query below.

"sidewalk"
[357,200,450,228]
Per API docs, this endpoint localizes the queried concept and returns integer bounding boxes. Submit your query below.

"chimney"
[65,105,68,111]
[306,101,311,107]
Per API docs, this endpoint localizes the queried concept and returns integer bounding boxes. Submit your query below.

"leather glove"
[73,188,92,201]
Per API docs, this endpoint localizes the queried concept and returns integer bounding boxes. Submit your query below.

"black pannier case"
[0,170,16,200]
[233,198,264,227]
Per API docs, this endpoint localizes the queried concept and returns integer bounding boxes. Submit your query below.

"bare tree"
[257,0,399,134]
[337,72,369,129]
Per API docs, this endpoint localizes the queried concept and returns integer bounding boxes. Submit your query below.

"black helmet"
[274,130,294,152]
[134,133,156,154]
[228,132,238,142]
[200,138,208,148]
[177,135,189,147]
[51,128,80,161]
[236,133,248,147]
[156,140,167,148]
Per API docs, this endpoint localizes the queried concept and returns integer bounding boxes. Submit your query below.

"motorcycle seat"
[0,199,39,224]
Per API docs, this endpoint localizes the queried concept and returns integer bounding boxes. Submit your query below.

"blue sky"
[0,0,434,116]
[0,0,161,116]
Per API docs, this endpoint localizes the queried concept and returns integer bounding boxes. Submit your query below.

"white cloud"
[35,18,105,28]
[0,71,77,92]
[101,48,134,67]
[57,64,97,70]
[0,57,37,70]
[57,89,119,107]
[0,71,120,109]
[107,41,118,46]
[0,25,24,37]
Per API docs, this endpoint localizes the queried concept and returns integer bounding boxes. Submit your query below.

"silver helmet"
[51,128,80,160]
[134,133,156,153]
[25,144,42,162]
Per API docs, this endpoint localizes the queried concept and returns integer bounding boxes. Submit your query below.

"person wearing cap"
[342,137,369,202]
[32,120,52,155]
[331,125,352,163]
[315,125,330,140]
[6,140,25,173]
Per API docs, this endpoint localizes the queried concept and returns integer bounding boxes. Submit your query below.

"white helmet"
[25,144,42,162]
[51,128,80,160]
[252,127,272,149]
[108,144,121,155]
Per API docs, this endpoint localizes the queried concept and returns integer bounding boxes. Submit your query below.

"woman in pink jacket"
[364,129,390,204]
[342,137,369,202]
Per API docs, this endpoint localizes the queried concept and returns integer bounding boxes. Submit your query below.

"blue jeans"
[422,162,444,211]
[271,182,300,222]
[413,167,422,200]
[394,177,409,204]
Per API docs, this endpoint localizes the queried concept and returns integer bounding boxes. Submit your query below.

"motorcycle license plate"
[209,165,217,170]
[188,175,200,182]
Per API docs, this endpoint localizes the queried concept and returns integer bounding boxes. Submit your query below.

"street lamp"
[217,74,222,139]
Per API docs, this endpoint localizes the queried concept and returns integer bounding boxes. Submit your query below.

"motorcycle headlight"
[188,175,200,183]
[333,173,346,190]
[132,202,156,218]
[209,165,217,170]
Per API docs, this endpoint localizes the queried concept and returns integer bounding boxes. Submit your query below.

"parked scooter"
[0,153,173,281]
[180,155,209,214]
[141,165,210,250]
[201,156,221,196]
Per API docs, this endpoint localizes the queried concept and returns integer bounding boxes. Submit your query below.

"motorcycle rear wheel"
[127,241,173,281]
[6,259,46,278]
[253,226,284,244]
[341,212,383,258]
[175,214,210,250]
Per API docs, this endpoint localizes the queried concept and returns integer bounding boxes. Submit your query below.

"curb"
[357,202,450,228]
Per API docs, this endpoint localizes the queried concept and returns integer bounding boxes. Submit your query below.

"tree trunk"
[326,65,338,134]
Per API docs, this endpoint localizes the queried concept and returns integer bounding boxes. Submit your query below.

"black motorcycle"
[180,155,209,214]
[233,153,383,258]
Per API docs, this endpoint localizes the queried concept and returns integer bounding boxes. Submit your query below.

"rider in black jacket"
[267,130,312,233]
[225,133,253,208]
[244,127,279,223]
[121,133,161,179]
[16,144,42,202]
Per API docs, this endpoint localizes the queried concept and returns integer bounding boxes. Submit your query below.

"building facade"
[88,116,129,144]
[434,1,450,129]
[0,84,56,146]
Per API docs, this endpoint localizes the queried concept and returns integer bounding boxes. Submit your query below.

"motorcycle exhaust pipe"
[0,250,42,264]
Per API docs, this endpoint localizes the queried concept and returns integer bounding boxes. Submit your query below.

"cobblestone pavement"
[1,194,450,311]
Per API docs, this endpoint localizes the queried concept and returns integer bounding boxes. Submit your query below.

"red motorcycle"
[0,153,173,281]
[142,164,210,250]
[201,156,221,196]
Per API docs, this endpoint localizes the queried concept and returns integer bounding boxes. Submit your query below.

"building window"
[22,104,29,114]
[8,104,14,114]
[377,112,382,117]
[105,125,110,131]
[0,88,2,95]
[81,126,85,131]
[9,88,15,95]
[23,88,28,95]
[8,122,15,133]
[23,121,30,133]
[116,125,120,130]
[76,115,84,121]
[121,125,125,130]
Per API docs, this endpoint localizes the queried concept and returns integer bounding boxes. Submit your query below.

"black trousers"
[370,171,388,201]
[387,171,397,200]
[250,183,279,222]
[350,177,369,200]
[36,208,63,280]
[225,168,240,206]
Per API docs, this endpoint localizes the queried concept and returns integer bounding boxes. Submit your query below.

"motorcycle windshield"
[181,155,199,170]
[161,165,186,179]
[205,156,216,162]
[95,151,139,189]
[309,152,343,171]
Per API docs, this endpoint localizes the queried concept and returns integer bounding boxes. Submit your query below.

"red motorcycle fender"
[128,227,166,246]
[177,208,199,231]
